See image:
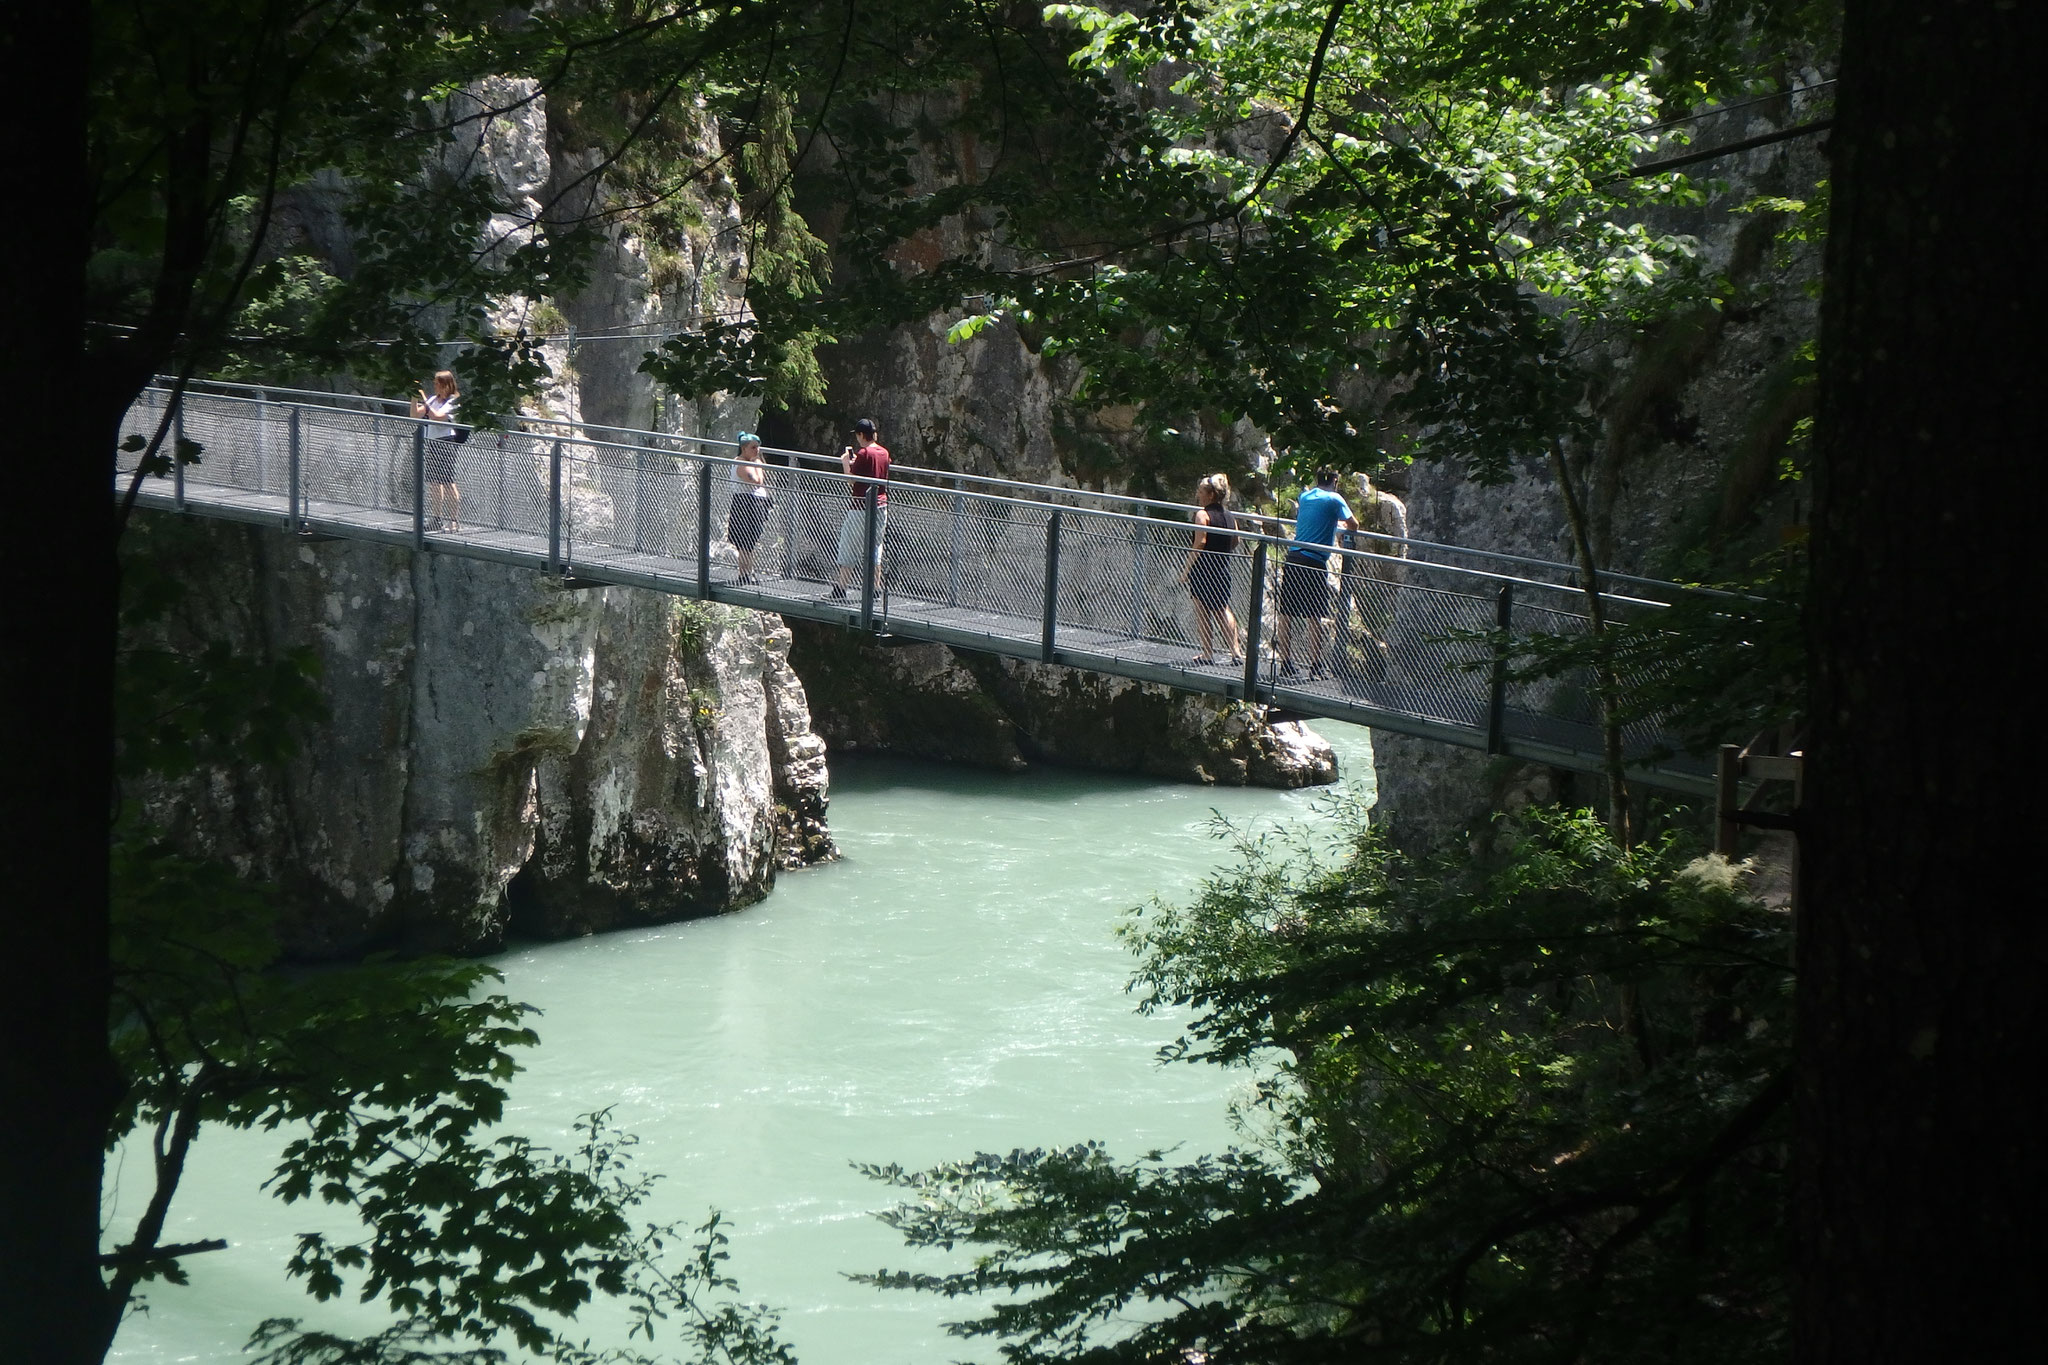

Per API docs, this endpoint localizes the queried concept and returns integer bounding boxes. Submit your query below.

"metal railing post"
[495,434,507,533]
[287,406,301,532]
[1041,509,1063,663]
[254,390,269,491]
[1485,580,1513,754]
[860,489,880,629]
[779,471,794,580]
[948,478,965,607]
[1128,520,1148,639]
[371,412,383,510]
[548,440,564,570]
[1714,743,1743,856]
[634,447,647,553]
[173,403,187,510]
[697,458,713,595]
[1241,540,1267,699]
[412,426,427,548]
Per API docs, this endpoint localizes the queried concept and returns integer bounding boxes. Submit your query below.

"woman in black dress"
[1178,473,1243,665]
[727,432,770,584]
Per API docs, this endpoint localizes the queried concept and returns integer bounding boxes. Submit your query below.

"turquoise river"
[107,723,1373,1364]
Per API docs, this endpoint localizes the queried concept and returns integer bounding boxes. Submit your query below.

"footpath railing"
[119,380,1735,793]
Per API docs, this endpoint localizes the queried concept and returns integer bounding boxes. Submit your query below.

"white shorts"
[837,504,887,567]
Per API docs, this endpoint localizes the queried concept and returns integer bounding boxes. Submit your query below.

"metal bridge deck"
[121,382,1725,795]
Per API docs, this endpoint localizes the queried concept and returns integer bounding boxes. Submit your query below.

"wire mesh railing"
[119,382,1734,791]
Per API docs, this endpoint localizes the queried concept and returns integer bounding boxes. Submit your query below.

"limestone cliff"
[133,75,841,959]
[785,621,1335,787]
[759,90,1321,786]
[129,514,832,958]
[764,73,1825,833]
[1368,88,1830,851]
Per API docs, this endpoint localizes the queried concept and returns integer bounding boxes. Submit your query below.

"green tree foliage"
[861,808,1792,1362]
[103,532,793,1363]
[92,0,561,415]
[1485,550,1807,760]
[88,0,940,423]
[107,839,796,1363]
[726,0,1830,486]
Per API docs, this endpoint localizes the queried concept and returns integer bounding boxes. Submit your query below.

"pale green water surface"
[108,724,1372,1363]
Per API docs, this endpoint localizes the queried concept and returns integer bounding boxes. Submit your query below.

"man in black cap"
[830,417,890,600]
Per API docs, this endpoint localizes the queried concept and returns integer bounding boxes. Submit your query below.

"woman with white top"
[727,431,771,584]
[412,370,462,531]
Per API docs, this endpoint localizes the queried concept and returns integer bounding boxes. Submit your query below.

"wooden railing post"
[1714,743,1742,856]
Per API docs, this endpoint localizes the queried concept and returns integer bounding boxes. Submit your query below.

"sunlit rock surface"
[128,515,833,957]
[785,620,1335,789]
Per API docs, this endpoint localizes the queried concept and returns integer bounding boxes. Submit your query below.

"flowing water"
[107,724,1373,1363]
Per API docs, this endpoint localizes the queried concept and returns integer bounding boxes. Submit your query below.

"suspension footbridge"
[121,381,1733,794]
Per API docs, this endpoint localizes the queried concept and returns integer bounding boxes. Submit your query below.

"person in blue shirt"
[1274,466,1357,679]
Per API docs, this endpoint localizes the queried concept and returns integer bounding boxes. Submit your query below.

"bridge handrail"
[159,386,1694,613]
[121,381,1746,793]
[156,378,1753,607]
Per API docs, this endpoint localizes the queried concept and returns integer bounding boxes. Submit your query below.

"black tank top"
[1201,504,1236,555]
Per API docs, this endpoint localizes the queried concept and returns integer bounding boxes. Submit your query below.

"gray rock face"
[1366,106,1830,852]
[785,620,1335,788]
[130,514,833,958]
[781,80,1826,843]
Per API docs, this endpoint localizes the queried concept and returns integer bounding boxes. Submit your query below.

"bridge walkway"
[121,381,1734,795]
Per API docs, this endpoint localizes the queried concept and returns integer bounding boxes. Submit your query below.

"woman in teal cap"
[728,431,770,584]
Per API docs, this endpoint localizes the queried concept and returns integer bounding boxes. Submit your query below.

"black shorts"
[1187,551,1234,610]
[1279,553,1331,618]
[425,438,461,484]
[727,493,768,551]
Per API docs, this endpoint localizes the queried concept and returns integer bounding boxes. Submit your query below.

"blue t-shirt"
[1289,486,1354,562]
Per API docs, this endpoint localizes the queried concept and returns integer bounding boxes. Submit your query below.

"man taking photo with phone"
[829,417,890,601]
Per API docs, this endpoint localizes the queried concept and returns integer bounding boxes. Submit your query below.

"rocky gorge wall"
[785,621,1335,787]
[1368,88,1830,851]
[435,69,1333,796]
[764,70,1828,843]
[129,514,832,959]
[143,74,849,960]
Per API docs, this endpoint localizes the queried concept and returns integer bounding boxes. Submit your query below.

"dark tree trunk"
[1799,1,2044,1357]
[0,1,121,1360]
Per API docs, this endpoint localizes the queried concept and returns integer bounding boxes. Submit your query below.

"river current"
[108,724,1372,1364]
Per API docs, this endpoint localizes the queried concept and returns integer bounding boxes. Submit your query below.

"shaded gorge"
[108,725,1372,1363]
